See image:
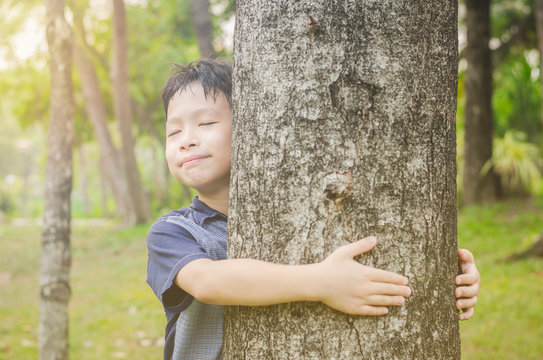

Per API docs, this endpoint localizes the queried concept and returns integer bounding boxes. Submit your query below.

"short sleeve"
[146,219,212,312]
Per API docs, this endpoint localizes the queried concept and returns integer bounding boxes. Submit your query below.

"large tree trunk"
[112,0,149,224]
[462,0,499,206]
[40,0,74,358]
[224,1,460,359]
[189,0,216,58]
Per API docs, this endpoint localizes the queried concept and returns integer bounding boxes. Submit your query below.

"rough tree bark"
[189,0,216,58]
[112,0,149,224]
[40,0,74,358]
[224,1,460,359]
[463,0,500,206]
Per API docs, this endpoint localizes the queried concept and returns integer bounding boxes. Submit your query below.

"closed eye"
[200,122,217,127]
[167,130,181,137]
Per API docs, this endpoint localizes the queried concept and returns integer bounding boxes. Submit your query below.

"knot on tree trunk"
[41,281,71,302]
[323,170,353,209]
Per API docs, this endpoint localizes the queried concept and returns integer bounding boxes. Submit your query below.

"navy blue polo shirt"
[147,196,227,359]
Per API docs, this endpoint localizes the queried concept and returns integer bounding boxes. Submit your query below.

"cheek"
[165,146,177,167]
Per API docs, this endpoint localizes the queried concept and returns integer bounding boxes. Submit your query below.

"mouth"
[181,155,209,167]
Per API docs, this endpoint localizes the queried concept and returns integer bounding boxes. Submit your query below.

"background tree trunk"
[530,0,543,258]
[224,1,460,359]
[78,144,91,215]
[73,40,132,220]
[463,0,500,206]
[40,0,74,358]
[535,0,543,127]
[189,0,216,58]
[111,0,149,224]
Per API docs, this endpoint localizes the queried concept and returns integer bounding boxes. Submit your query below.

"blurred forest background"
[0,0,542,359]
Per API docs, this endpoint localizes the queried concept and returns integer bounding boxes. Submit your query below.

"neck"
[197,188,229,216]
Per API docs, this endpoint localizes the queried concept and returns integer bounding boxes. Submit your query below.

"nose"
[179,128,200,150]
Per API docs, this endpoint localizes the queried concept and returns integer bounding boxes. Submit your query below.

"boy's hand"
[316,237,411,316]
[456,249,480,320]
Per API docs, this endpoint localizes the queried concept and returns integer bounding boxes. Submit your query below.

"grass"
[458,197,543,359]
[0,221,164,360]
[0,198,542,359]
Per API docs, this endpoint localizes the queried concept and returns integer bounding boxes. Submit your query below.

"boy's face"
[165,83,232,196]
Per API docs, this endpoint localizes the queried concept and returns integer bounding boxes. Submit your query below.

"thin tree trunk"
[463,0,499,205]
[531,0,543,257]
[189,0,216,58]
[535,0,543,127]
[40,0,74,358]
[99,153,111,217]
[73,40,133,221]
[20,148,32,218]
[112,0,149,224]
[225,1,460,358]
[78,144,91,215]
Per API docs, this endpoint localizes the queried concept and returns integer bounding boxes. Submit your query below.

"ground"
[0,198,542,359]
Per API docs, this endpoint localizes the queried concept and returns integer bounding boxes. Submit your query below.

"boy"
[147,59,480,360]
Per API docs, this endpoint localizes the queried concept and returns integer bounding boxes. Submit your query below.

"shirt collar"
[189,196,228,226]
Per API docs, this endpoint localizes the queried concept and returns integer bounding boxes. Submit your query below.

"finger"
[368,268,409,285]
[456,284,479,298]
[456,272,478,285]
[365,295,406,306]
[369,283,412,297]
[337,237,377,258]
[358,305,389,316]
[456,296,477,310]
[458,248,474,263]
[459,307,474,321]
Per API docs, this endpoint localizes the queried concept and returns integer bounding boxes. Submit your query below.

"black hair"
[161,58,232,117]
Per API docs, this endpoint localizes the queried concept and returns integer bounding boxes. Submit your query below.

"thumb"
[336,237,377,259]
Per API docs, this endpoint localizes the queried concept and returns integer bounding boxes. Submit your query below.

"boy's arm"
[455,249,481,320]
[176,237,412,316]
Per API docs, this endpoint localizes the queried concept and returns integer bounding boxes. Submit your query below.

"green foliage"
[127,0,201,140]
[493,52,542,141]
[482,130,543,195]
[0,0,43,51]
[490,0,534,42]
[1,60,50,129]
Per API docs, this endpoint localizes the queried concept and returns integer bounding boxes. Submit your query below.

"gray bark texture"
[190,0,216,58]
[224,1,460,359]
[112,0,150,225]
[462,0,499,206]
[40,0,74,359]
